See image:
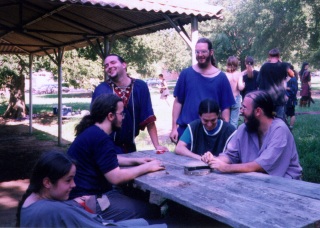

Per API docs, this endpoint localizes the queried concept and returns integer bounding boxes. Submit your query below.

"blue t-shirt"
[174,67,235,128]
[68,125,120,198]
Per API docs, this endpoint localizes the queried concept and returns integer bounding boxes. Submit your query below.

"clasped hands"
[201,152,228,172]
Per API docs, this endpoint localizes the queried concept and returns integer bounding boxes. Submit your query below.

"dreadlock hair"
[75,94,122,136]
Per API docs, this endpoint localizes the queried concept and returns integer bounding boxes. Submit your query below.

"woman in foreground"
[16,151,165,228]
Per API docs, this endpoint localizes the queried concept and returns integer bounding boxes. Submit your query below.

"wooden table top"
[122,150,320,228]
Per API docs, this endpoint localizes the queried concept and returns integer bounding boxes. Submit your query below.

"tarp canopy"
[0,0,224,145]
[0,0,223,56]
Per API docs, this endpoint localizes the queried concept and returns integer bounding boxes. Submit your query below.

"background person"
[225,56,245,128]
[158,74,170,106]
[170,37,235,143]
[257,48,294,120]
[92,54,168,153]
[299,62,314,107]
[68,94,165,222]
[241,56,259,97]
[175,99,235,160]
[202,91,302,180]
[285,64,298,130]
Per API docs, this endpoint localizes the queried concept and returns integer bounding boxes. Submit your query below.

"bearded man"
[201,91,302,180]
[170,38,235,143]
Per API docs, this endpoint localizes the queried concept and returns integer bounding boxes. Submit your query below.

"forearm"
[175,143,201,160]
[105,165,152,185]
[147,122,160,148]
[117,155,139,166]
[221,108,230,122]
[218,161,264,173]
[172,98,182,130]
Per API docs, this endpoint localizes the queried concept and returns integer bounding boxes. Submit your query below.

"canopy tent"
[0,0,224,145]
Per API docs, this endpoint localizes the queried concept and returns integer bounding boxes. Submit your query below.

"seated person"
[202,91,303,180]
[17,151,164,227]
[175,98,236,160]
[67,94,165,222]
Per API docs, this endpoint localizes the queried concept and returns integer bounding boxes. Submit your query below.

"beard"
[245,112,260,133]
[197,55,211,69]
[111,117,121,132]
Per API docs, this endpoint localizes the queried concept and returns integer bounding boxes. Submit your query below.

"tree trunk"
[3,61,28,119]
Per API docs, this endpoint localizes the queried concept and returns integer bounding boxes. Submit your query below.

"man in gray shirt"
[202,90,302,180]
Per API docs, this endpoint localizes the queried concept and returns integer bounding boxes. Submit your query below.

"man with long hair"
[170,38,235,143]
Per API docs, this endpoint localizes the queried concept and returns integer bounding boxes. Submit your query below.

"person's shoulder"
[133,78,149,89]
[222,121,236,131]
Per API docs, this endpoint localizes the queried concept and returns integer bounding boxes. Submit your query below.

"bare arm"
[221,108,230,122]
[117,155,155,166]
[208,159,265,173]
[105,160,165,185]
[175,140,201,160]
[147,122,168,151]
[170,97,182,143]
[237,73,245,91]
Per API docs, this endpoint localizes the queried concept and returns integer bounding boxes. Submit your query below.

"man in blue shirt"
[170,38,235,143]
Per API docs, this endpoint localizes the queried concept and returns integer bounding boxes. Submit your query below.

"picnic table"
[122,150,320,228]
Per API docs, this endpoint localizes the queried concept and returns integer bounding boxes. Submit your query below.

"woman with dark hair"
[68,93,165,222]
[299,62,313,107]
[175,98,236,160]
[16,151,165,227]
[241,56,259,97]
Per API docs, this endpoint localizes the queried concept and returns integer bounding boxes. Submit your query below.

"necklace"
[107,78,135,107]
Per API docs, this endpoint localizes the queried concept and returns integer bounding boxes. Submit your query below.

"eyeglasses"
[240,106,247,111]
[116,112,126,118]
[195,50,209,55]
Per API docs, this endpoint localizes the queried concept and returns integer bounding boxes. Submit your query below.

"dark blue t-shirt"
[174,67,235,128]
[68,125,120,198]
[91,79,155,152]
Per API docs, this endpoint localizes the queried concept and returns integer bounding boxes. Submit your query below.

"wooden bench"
[122,150,320,228]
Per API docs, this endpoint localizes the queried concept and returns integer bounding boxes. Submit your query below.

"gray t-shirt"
[20,199,162,228]
[223,118,302,179]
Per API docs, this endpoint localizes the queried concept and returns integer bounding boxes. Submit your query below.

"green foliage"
[293,113,320,183]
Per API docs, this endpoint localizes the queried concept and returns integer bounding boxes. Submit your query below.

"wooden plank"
[134,163,320,227]
[124,151,320,227]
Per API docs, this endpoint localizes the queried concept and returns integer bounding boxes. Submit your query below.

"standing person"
[285,64,298,130]
[170,38,235,143]
[175,99,235,160]
[225,56,245,128]
[258,48,294,120]
[241,56,259,97]
[68,94,165,222]
[299,62,314,107]
[92,54,168,153]
[201,91,302,180]
[158,74,170,106]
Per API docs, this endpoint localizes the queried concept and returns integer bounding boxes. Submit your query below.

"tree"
[0,55,29,119]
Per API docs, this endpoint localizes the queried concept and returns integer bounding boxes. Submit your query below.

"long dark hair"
[196,38,216,67]
[75,94,122,136]
[198,98,220,116]
[299,62,309,77]
[16,151,74,227]
[245,56,254,78]
[246,91,275,118]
